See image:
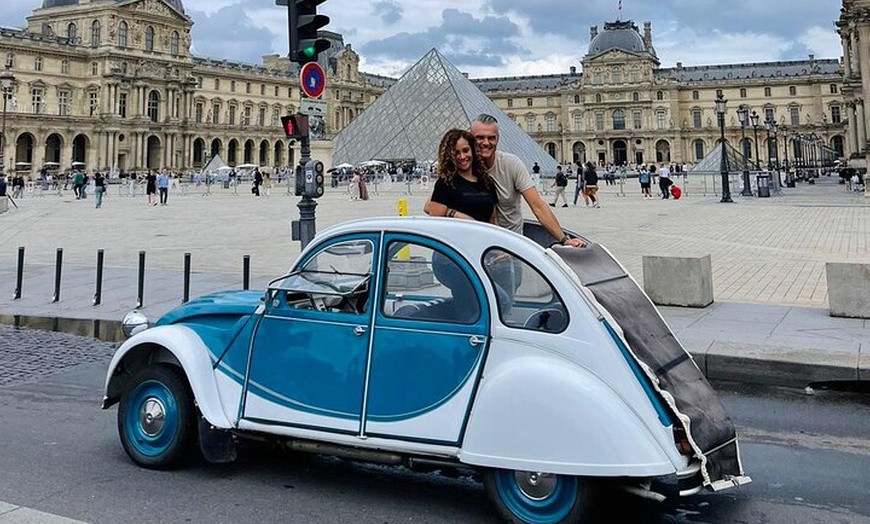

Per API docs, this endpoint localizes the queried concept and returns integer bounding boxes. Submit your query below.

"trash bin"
[756,173,770,198]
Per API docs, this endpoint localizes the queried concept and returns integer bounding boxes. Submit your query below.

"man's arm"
[521,186,586,247]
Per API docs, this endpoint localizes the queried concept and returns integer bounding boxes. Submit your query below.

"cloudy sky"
[0,0,844,78]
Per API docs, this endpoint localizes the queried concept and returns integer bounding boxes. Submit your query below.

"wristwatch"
[559,235,570,245]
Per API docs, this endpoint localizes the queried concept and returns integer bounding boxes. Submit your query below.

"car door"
[242,235,378,435]
[364,235,490,445]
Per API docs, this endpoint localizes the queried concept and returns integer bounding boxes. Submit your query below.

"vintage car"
[103,217,750,524]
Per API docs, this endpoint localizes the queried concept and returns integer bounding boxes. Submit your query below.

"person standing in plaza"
[157,170,169,205]
[93,171,106,208]
[252,168,263,198]
[469,114,585,247]
[263,172,272,197]
[573,162,587,206]
[549,165,569,207]
[582,161,600,208]
[657,163,672,199]
[145,170,157,205]
[639,164,653,199]
[72,169,84,199]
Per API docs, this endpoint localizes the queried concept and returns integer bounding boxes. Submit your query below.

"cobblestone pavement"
[0,174,867,308]
[0,325,114,387]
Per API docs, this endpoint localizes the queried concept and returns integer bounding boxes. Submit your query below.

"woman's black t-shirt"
[431,176,497,223]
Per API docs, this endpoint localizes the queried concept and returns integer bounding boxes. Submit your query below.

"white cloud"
[800,25,843,58]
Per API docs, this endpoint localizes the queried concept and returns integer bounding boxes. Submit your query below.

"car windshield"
[274,271,370,297]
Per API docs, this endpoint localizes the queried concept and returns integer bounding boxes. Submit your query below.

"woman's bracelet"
[447,209,456,218]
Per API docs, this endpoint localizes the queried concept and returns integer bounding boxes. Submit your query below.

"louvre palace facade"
[0,0,851,173]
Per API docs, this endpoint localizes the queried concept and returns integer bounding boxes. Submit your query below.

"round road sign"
[300,62,326,99]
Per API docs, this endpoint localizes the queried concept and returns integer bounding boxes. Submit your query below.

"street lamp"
[781,125,791,187]
[737,105,752,196]
[715,93,733,203]
[750,110,761,171]
[765,117,781,189]
[0,69,14,172]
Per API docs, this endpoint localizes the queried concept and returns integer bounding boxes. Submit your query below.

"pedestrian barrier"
[642,254,714,308]
[825,262,870,319]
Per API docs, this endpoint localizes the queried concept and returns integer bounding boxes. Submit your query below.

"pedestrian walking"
[252,168,263,197]
[145,171,158,205]
[639,165,653,199]
[157,170,169,205]
[657,163,672,199]
[72,169,84,199]
[582,161,600,208]
[94,171,106,208]
[549,166,569,207]
[263,172,272,196]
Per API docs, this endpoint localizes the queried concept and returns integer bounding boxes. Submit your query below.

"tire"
[483,469,595,524]
[117,365,197,469]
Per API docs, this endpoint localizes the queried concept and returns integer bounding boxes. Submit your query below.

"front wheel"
[117,365,197,469]
[483,469,596,524]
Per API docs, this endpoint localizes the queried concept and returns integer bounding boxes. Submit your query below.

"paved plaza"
[1,174,867,308]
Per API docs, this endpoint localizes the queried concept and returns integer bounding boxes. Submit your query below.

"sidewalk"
[0,174,867,388]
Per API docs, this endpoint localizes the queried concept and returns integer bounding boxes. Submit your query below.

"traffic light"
[303,159,325,198]
[280,114,308,139]
[281,0,330,64]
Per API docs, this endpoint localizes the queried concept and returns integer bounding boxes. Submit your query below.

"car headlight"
[122,310,151,338]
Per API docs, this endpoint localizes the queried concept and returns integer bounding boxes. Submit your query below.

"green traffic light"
[302,46,315,58]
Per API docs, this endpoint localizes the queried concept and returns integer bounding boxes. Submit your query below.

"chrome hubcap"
[514,471,558,500]
[139,397,166,436]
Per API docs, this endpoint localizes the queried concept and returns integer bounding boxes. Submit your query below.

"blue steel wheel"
[117,365,197,469]
[483,469,595,524]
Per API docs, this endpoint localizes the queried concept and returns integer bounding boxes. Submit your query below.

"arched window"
[147,90,159,122]
[595,93,602,103]
[573,94,580,104]
[632,92,639,102]
[612,109,626,130]
[170,31,179,55]
[145,26,155,51]
[91,20,101,47]
[118,21,128,47]
[656,90,664,101]
[67,23,77,42]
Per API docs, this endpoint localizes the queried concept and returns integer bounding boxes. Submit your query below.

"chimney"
[676,62,683,69]
[643,21,652,50]
[570,66,577,75]
[590,25,598,40]
[808,54,815,61]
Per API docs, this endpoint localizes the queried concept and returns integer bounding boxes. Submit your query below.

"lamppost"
[737,105,752,196]
[765,117,781,190]
[715,93,733,203]
[0,70,14,172]
[750,110,761,171]
[781,125,791,187]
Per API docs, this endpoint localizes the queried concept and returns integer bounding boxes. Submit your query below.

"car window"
[272,239,373,314]
[382,241,481,324]
[483,248,568,333]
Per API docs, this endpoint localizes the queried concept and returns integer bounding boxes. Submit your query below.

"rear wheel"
[483,469,595,524]
[117,365,197,469]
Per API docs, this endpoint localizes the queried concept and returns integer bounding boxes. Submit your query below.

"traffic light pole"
[294,134,317,249]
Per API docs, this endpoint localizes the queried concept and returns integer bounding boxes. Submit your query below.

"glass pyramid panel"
[689,142,762,173]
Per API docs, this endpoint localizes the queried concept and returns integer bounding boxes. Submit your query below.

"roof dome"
[42,0,185,13]
[587,20,645,56]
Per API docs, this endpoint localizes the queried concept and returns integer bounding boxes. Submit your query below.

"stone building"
[0,0,391,174]
[838,0,870,171]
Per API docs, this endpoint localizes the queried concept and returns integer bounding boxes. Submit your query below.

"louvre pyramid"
[688,142,762,173]
[332,49,558,172]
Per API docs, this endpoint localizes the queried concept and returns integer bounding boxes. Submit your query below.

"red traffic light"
[280,114,309,139]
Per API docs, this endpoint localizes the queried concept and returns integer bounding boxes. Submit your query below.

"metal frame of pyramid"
[332,49,559,172]
[688,142,762,173]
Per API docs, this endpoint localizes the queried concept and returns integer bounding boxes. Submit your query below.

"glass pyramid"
[688,142,762,173]
[332,49,558,173]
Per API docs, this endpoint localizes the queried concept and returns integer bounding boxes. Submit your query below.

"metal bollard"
[93,249,104,306]
[136,251,145,309]
[243,255,250,290]
[52,248,63,302]
[183,252,191,304]
[13,246,24,300]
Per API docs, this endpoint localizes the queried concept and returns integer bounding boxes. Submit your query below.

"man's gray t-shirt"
[489,151,535,234]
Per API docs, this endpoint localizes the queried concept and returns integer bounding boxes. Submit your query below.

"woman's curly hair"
[436,129,491,187]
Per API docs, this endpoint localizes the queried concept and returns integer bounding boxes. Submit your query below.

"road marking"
[0,501,91,524]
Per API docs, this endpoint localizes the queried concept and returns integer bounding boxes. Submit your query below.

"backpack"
[555,171,568,187]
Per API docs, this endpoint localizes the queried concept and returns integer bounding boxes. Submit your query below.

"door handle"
[354,325,368,336]
[469,335,486,347]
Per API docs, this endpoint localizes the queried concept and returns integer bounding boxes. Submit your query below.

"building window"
[246,82,252,94]
[525,115,535,130]
[4,53,12,69]
[119,92,127,118]
[271,108,279,126]
[258,107,266,127]
[831,105,841,124]
[790,106,800,125]
[764,87,771,97]
[231,80,236,93]
[612,109,626,130]
[506,98,513,108]
[656,110,666,130]
[195,102,203,123]
[632,92,639,102]
[593,72,602,84]
[61,59,69,74]
[243,106,251,126]
[830,84,838,94]
[145,26,154,51]
[546,97,553,107]
[656,90,664,101]
[526,98,533,107]
[91,20,101,47]
[228,105,237,125]
[789,86,797,96]
[170,31,179,55]
[693,109,702,128]
[91,62,99,75]
[692,90,699,100]
[31,88,44,114]
[89,91,99,115]
[214,78,220,90]
[633,110,642,130]
[212,103,220,124]
[595,112,604,131]
[118,21,127,47]
[67,23,77,42]
[545,114,555,132]
[694,139,705,160]
[740,88,747,98]
[595,93,602,103]
[630,69,639,82]
[573,114,582,131]
[260,84,265,96]
[573,94,580,104]
[147,90,159,122]
[612,69,622,84]
[58,89,70,116]
[34,56,43,72]
[764,107,774,122]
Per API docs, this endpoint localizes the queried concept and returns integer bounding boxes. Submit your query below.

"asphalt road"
[0,326,869,524]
